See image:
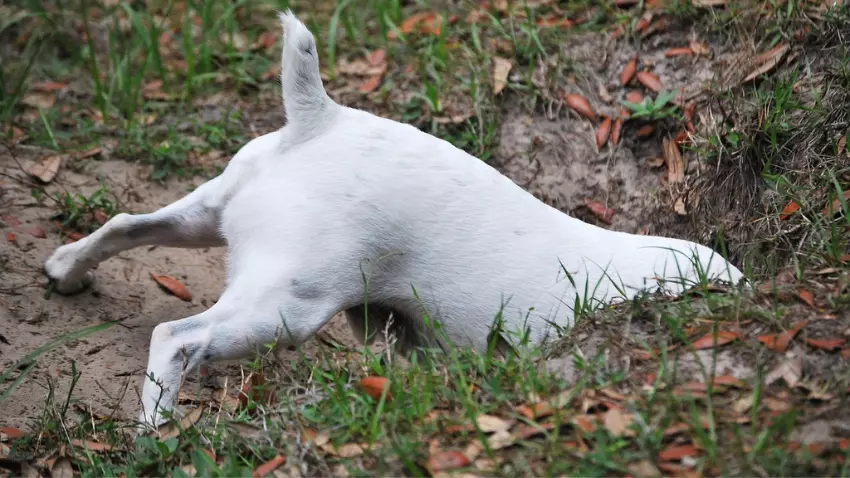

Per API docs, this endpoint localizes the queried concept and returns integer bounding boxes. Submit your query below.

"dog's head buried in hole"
[43,11,745,428]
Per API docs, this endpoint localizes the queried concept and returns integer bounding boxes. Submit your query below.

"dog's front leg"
[45,176,225,294]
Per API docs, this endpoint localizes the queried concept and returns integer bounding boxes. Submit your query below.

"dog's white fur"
[44,12,744,427]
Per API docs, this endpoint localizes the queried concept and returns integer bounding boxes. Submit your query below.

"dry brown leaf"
[665,47,694,57]
[31,81,67,93]
[780,200,800,220]
[27,154,63,183]
[563,93,597,122]
[486,430,514,450]
[636,71,663,92]
[492,56,512,95]
[624,90,644,104]
[620,57,637,86]
[663,138,685,183]
[744,43,789,82]
[70,440,113,452]
[691,330,740,350]
[628,460,661,477]
[806,337,847,351]
[584,198,614,224]
[150,273,193,301]
[0,427,25,440]
[797,289,815,308]
[765,356,803,387]
[636,124,655,138]
[572,415,597,433]
[426,450,471,475]
[733,394,755,414]
[689,40,711,55]
[360,376,391,402]
[51,457,74,478]
[21,92,56,110]
[611,118,623,145]
[659,443,699,461]
[692,0,727,6]
[602,407,634,437]
[596,117,612,148]
[321,442,366,457]
[759,320,809,352]
[156,406,204,441]
[474,414,512,433]
[359,75,383,93]
[252,455,286,478]
[822,190,850,217]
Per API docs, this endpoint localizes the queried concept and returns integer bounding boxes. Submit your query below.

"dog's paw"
[44,243,95,295]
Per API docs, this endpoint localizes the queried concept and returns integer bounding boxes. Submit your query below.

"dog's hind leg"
[138,267,342,427]
[45,176,225,294]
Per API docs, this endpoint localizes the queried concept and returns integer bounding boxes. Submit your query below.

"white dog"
[44,11,744,427]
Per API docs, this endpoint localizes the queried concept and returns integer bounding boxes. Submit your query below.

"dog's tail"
[278,11,335,132]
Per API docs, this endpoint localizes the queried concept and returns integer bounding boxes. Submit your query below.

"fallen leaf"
[665,47,694,57]
[572,415,597,433]
[765,356,803,387]
[426,450,471,474]
[628,460,661,477]
[689,40,711,56]
[841,348,850,359]
[692,0,727,6]
[75,147,102,160]
[822,191,850,217]
[663,138,685,184]
[70,439,113,452]
[733,394,755,414]
[30,81,67,93]
[149,273,193,301]
[758,320,808,352]
[253,31,278,51]
[611,118,623,145]
[359,75,383,93]
[321,442,366,457]
[596,117,612,148]
[51,457,74,478]
[21,91,56,109]
[27,154,63,183]
[624,90,644,104]
[474,414,512,433]
[492,56,513,95]
[486,430,514,450]
[620,57,637,86]
[0,427,25,440]
[806,337,847,351]
[360,376,391,402]
[636,71,663,92]
[563,93,597,122]
[797,289,815,308]
[780,200,801,220]
[584,198,614,224]
[3,216,21,227]
[5,232,16,243]
[253,455,286,478]
[744,43,789,82]
[659,443,699,461]
[636,124,655,138]
[602,407,634,437]
[395,12,443,37]
[691,330,739,350]
[156,406,204,441]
